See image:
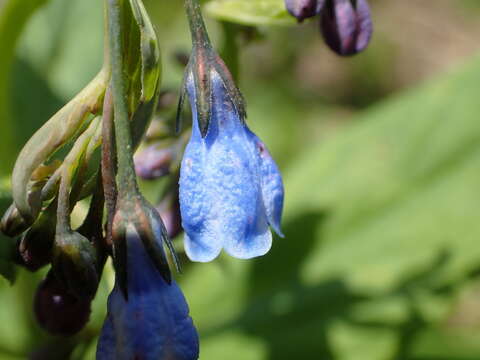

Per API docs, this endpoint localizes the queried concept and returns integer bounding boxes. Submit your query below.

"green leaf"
[205,0,295,26]
[286,55,480,293]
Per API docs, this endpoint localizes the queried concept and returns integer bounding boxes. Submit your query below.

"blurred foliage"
[1,0,480,359]
[205,0,294,26]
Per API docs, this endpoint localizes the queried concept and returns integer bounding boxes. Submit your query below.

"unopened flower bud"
[1,203,31,237]
[134,144,174,180]
[53,231,99,299]
[18,227,54,272]
[34,271,92,336]
[320,0,373,56]
[285,0,325,22]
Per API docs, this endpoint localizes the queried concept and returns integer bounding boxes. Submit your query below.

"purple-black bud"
[134,144,174,180]
[18,228,54,272]
[34,272,92,336]
[320,0,373,56]
[285,0,325,22]
[52,230,99,299]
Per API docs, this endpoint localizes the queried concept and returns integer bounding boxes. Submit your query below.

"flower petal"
[247,131,285,237]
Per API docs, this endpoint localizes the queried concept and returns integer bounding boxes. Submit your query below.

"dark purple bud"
[134,144,174,180]
[52,231,99,299]
[285,0,325,22]
[18,229,54,272]
[34,272,92,336]
[320,0,373,56]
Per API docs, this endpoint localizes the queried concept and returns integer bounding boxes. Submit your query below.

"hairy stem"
[184,0,211,48]
[106,0,139,199]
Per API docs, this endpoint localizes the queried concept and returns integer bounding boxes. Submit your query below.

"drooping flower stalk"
[52,119,101,300]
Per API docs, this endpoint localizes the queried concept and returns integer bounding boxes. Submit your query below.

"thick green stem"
[106,0,139,198]
[184,0,211,48]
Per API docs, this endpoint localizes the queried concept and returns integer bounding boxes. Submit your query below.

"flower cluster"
[1,0,201,358]
[0,0,376,357]
[285,0,373,56]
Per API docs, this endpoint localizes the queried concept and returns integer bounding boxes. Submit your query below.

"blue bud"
[97,226,199,360]
[179,71,285,262]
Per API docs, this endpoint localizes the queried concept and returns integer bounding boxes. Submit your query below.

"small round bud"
[53,231,99,299]
[34,272,91,336]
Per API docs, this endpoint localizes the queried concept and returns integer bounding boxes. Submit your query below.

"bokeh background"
[1,0,480,358]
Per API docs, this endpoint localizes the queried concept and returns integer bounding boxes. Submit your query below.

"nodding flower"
[178,0,284,262]
[96,225,199,360]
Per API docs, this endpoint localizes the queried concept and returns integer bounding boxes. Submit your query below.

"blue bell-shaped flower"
[178,0,284,263]
[97,225,199,360]
[179,72,284,262]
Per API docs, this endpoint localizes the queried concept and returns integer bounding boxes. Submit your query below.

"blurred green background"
[2,0,480,358]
